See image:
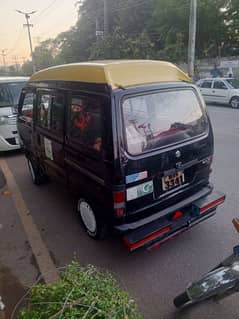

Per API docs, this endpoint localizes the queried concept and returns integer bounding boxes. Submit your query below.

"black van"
[17,60,225,251]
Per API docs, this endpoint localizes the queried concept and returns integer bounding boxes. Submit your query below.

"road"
[2,105,239,319]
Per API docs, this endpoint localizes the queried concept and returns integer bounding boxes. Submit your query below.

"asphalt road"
[3,104,239,319]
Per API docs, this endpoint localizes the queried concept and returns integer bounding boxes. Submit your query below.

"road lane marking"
[0,159,59,284]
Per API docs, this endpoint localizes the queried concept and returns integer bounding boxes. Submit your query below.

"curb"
[0,159,59,284]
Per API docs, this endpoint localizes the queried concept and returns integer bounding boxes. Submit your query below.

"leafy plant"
[18,262,143,319]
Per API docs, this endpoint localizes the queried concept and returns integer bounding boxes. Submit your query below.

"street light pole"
[16,10,36,73]
[188,0,197,78]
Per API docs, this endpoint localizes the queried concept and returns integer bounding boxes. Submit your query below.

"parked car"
[0,76,29,151]
[197,77,239,108]
[17,61,225,251]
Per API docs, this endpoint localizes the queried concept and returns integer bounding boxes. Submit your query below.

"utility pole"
[103,0,109,36]
[1,50,6,68]
[16,10,36,73]
[188,0,197,78]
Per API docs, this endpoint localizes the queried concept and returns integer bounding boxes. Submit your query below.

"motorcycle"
[174,218,239,308]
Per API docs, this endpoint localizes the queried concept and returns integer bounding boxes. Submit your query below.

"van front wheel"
[77,199,108,240]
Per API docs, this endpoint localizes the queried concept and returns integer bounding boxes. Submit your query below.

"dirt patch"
[0,167,6,189]
[0,265,26,319]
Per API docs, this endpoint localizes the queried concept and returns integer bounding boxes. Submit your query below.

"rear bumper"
[116,187,225,251]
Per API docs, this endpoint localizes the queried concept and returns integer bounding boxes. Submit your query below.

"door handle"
[212,90,215,93]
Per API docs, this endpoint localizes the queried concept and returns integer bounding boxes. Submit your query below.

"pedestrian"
[210,64,221,78]
[227,67,233,78]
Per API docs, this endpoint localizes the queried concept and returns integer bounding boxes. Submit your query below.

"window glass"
[0,84,12,107]
[226,79,239,89]
[51,95,64,132]
[37,93,64,133]
[38,94,51,129]
[213,81,227,89]
[22,92,34,120]
[70,95,102,152]
[7,82,26,104]
[201,81,212,88]
[122,90,208,155]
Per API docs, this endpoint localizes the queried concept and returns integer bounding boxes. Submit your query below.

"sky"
[0,0,78,66]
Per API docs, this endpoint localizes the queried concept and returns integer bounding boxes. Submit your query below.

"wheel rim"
[78,201,97,233]
[231,98,239,108]
[28,160,36,182]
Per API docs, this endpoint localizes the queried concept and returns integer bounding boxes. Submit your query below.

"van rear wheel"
[77,199,108,240]
[28,158,47,185]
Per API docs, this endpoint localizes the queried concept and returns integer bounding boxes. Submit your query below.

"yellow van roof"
[30,60,191,89]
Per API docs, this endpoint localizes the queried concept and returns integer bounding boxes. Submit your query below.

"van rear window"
[122,89,208,155]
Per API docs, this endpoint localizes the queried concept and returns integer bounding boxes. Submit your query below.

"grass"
[18,262,143,319]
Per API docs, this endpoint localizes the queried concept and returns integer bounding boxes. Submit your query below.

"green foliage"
[90,28,156,60]
[223,0,239,55]
[21,61,34,76]
[20,0,239,74]
[18,262,142,319]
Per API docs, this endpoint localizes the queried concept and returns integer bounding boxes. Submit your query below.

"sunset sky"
[0,0,78,66]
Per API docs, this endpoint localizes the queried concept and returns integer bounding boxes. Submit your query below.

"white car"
[0,77,29,151]
[197,78,239,108]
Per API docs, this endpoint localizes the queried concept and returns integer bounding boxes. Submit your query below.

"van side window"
[38,94,51,129]
[70,96,102,152]
[21,93,34,120]
[37,93,65,133]
[51,95,64,132]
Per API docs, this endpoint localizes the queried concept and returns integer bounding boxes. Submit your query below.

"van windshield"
[0,82,25,107]
[122,89,208,155]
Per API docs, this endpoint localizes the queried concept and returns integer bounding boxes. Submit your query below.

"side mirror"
[232,218,239,233]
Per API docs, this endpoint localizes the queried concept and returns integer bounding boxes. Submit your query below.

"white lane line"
[0,159,59,284]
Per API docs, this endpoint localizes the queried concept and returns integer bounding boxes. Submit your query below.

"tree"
[90,28,155,60]
[22,60,34,76]
[28,0,238,69]
[196,0,228,58]
[223,0,239,55]
[34,39,58,71]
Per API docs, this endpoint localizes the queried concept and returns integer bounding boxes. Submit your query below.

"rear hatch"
[120,85,213,221]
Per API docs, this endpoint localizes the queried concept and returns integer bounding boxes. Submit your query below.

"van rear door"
[120,86,213,217]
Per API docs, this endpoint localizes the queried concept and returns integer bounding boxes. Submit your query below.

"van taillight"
[113,190,126,218]
[113,191,125,203]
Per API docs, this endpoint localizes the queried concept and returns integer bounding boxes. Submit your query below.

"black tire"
[77,199,108,240]
[174,291,190,308]
[230,96,239,109]
[28,158,47,185]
